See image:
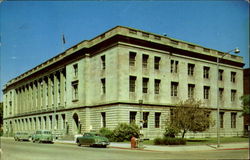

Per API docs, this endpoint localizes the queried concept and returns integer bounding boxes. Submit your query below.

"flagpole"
[62,34,66,52]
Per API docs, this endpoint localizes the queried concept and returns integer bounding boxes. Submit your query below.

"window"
[171,82,178,97]
[219,88,224,100]
[155,79,161,94]
[73,64,78,77]
[155,112,161,128]
[129,111,137,124]
[129,76,136,92]
[219,69,224,81]
[55,115,59,130]
[154,57,161,70]
[231,90,237,101]
[72,81,78,101]
[142,54,149,68]
[204,86,210,99]
[231,72,236,83]
[170,109,174,123]
[231,113,237,128]
[51,82,54,96]
[101,55,105,69]
[142,78,149,93]
[188,84,195,99]
[101,78,106,94]
[203,67,210,79]
[101,112,106,128]
[171,60,178,73]
[129,52,136,66]
[61,114,66,129]
[188,63,195,76]
[49,116,52,129]
[58,79,60,104]
[41,82,43,98]
[143,112,149,128]
[220,112,224,128]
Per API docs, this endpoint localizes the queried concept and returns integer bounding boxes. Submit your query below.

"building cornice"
[3,102,243,120]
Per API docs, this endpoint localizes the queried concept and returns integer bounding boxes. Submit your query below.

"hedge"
[154,137,186,145]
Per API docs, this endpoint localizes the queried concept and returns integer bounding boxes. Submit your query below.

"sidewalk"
[53,139,249,152]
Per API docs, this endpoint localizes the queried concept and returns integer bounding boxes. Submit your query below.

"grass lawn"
[185,137,249,145]
[139,137,249,146]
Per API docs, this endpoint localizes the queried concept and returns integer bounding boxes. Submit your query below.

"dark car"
[14,132,31,141]
[32,130,53,143]
[76,132,110,148]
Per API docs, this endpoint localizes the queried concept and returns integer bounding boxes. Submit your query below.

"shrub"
[154,137,186,145]
[99,127,114,141]
[112,123,140,142]
[164,125,179,138]
[154,137,164,145]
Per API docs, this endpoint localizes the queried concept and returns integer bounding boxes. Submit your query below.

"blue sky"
[0,1,249,101]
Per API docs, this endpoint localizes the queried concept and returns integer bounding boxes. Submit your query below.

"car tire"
[76,140,81,146]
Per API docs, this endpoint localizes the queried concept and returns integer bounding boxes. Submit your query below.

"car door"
[80,133,88,145]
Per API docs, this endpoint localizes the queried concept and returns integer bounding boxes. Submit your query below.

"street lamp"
[216,48,240,148]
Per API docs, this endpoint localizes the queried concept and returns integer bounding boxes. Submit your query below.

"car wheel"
[77,140,81,146]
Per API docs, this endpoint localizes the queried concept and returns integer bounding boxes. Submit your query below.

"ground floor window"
[129,111,137,124]
[155,112,161,128]
[231,112,237,128]
[143,112,149,128]
[220,112,224,128]
[101,112,106,128]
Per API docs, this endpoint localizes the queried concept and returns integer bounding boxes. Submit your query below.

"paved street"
[0,138,249,160]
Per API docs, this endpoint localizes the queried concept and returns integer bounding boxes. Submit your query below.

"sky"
[0,0,249,101]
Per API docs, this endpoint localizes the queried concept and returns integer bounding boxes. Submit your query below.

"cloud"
[10,56,17,60]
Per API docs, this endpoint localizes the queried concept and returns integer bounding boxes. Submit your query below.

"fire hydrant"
[131,136,137,148]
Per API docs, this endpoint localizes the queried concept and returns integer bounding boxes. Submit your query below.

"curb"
[54,141,76,145]
[217,148,249,151]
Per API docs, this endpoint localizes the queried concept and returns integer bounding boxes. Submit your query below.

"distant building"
[243,68,250,133]
[2,26,245,139]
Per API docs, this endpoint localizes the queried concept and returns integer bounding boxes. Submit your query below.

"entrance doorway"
[72,113,81,134]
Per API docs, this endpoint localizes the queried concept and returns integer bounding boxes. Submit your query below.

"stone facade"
[2,26,244,139]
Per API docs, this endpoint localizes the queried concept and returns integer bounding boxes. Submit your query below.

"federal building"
[3,26,245,139]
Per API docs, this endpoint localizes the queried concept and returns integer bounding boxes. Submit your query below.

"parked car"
[76,132,110,148]
[14,132,31,141]
[32,130,53,143]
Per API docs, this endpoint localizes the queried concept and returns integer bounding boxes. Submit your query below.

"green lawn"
[185,137,249,145]
[141,137,249,146]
